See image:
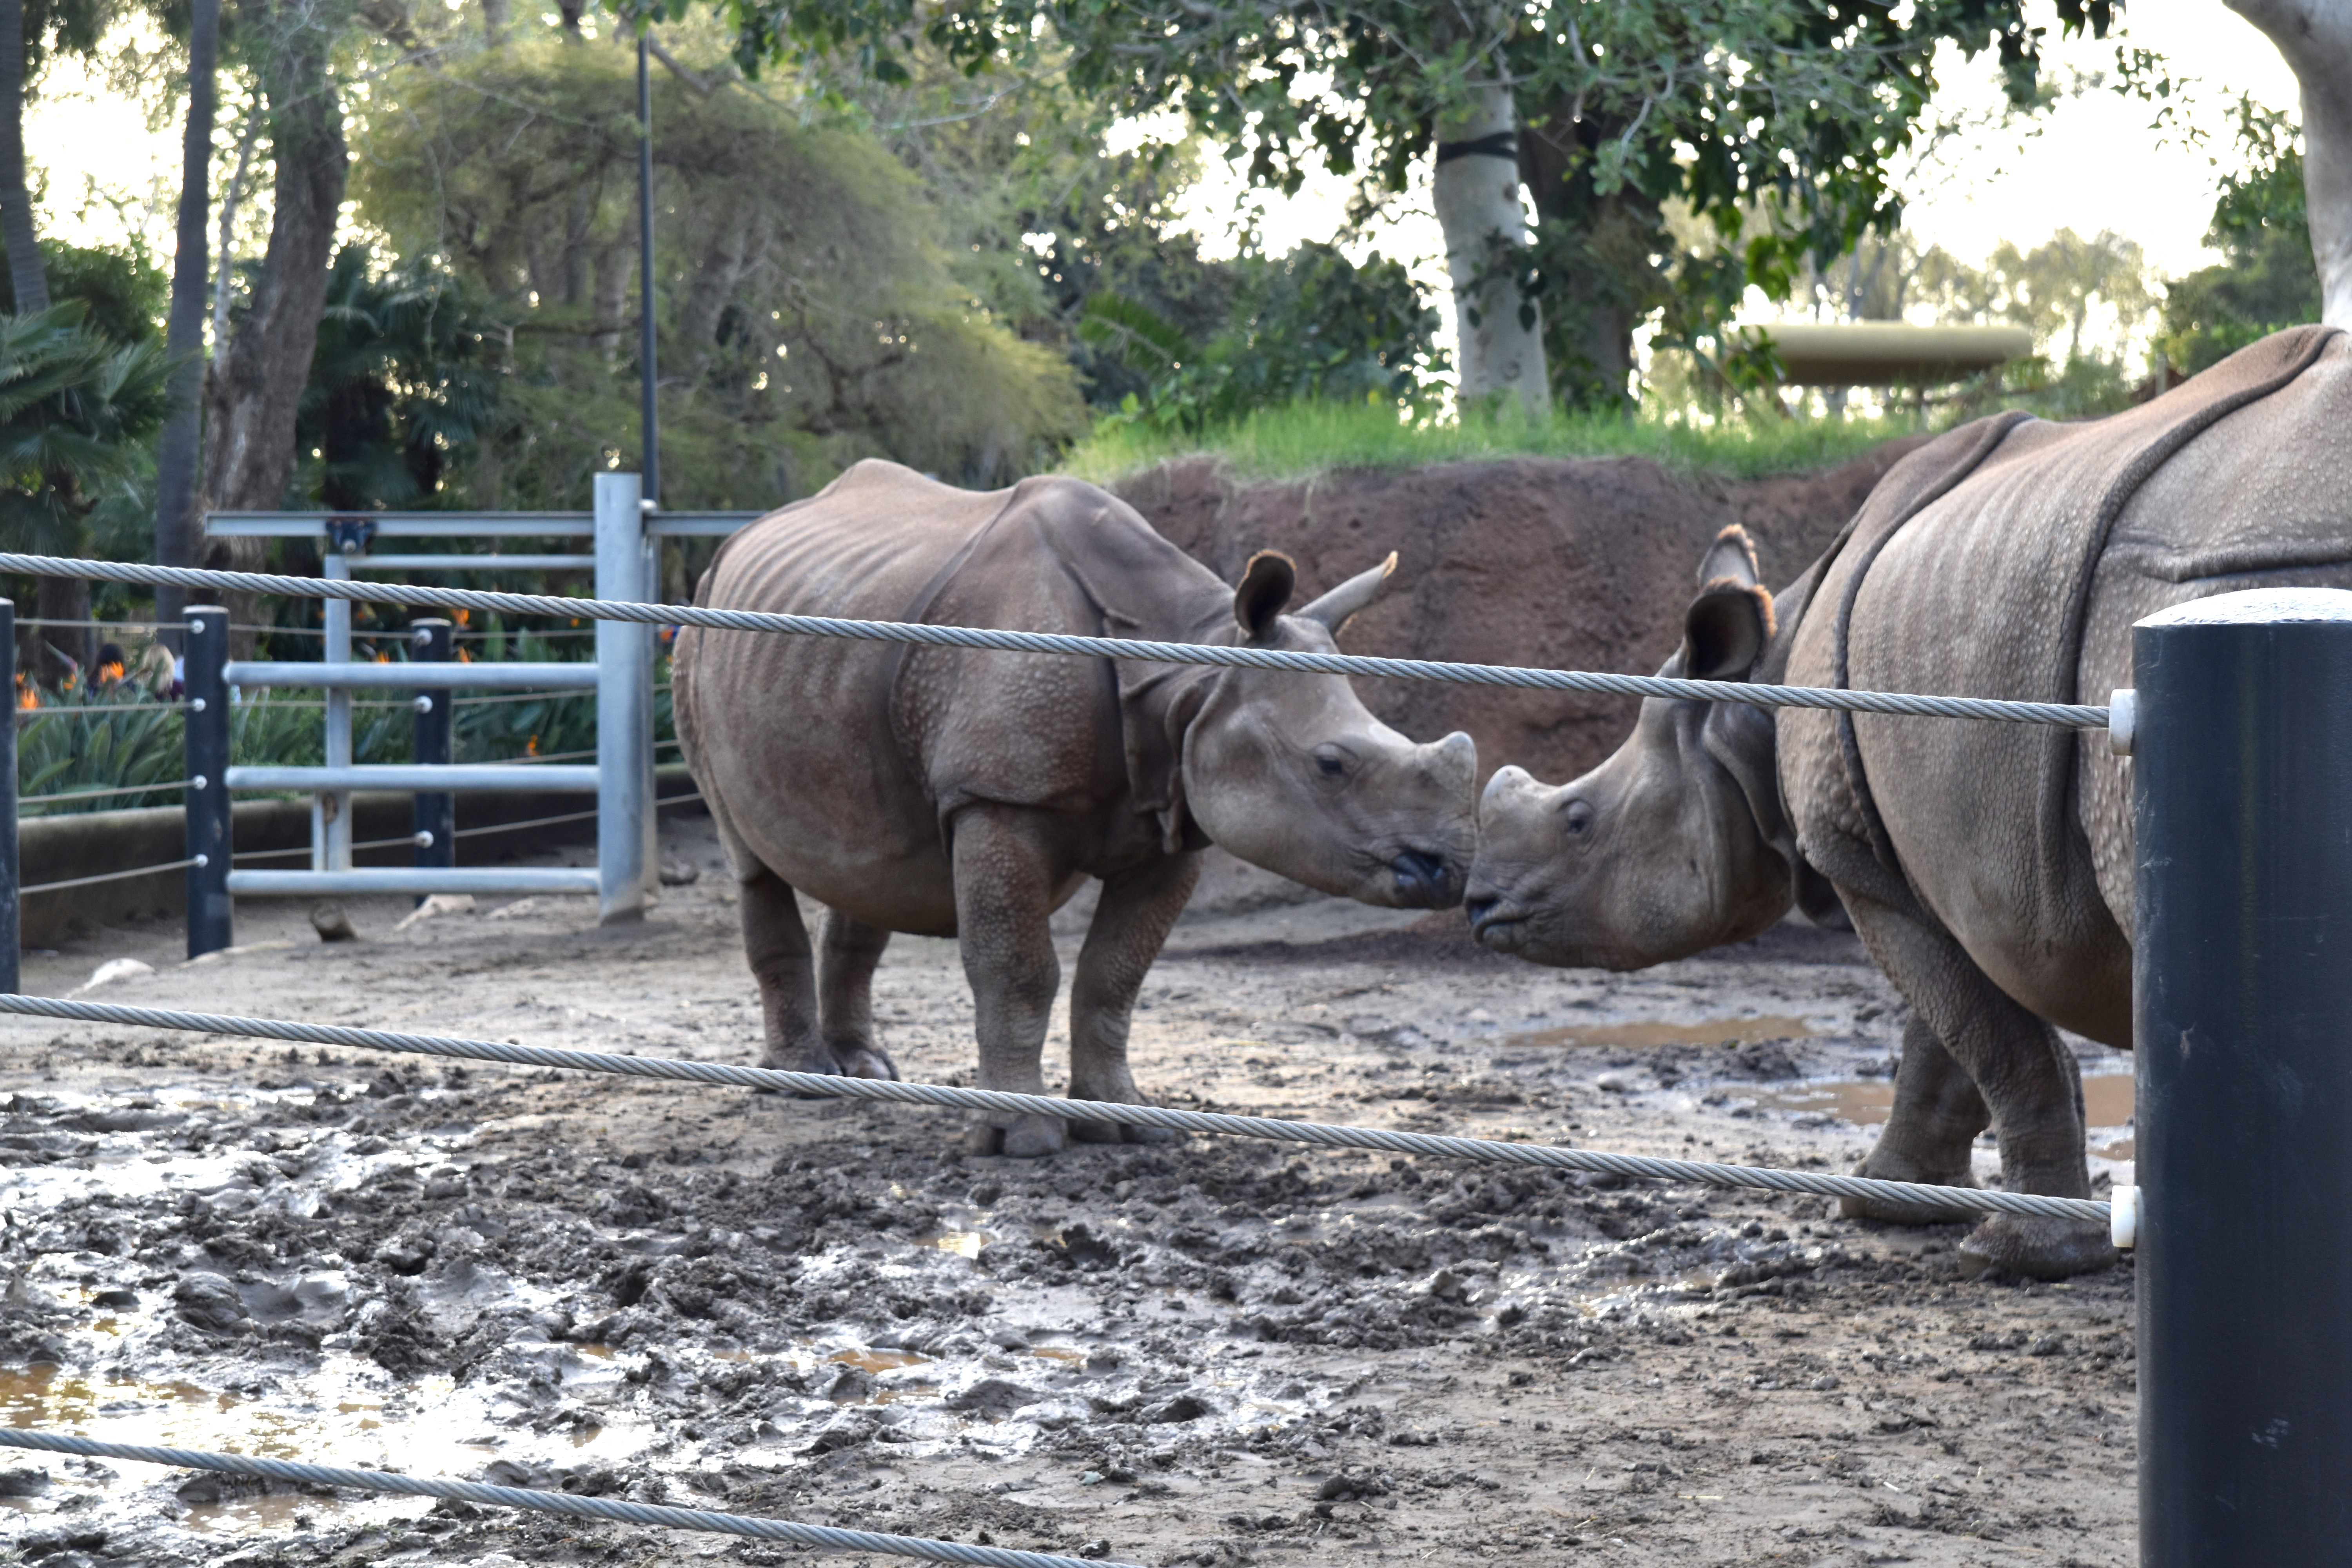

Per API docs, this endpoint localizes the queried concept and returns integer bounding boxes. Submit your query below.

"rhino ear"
[1682,579,1776,681]
[1695,524,1761,590]
[1233,550,1297,640]
[1296,552,1399,634]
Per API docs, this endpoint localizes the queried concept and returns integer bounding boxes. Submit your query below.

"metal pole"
[637,33,660,506]
[321,553,352,871]
[2134,586,2352,1564]
[411,618,454,897]
[0,599,18,995]
[595,472,652,924]
[183,605,233,958]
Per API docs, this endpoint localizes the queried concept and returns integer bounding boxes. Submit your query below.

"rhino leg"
[817,909,900,1080]
[1067,853,1201,1145]
[1840,889,2117,1280]
[951,806,1067,1159]
[739,862,832,1075]
[1840,1013,1990,1223]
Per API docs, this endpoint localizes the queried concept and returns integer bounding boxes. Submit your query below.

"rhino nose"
[1391,848,1453,903]
[1465,893,1500,925]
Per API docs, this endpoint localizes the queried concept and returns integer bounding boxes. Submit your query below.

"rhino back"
[676,461,1227,925]
[1783,326,2346,1042]
[2076,331,2352,931]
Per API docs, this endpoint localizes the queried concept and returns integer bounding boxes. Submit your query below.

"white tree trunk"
[1433,85,1549,413]
[2228,0,2352,327]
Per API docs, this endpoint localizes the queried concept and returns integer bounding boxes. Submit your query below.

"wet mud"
[4,818,2137,1567]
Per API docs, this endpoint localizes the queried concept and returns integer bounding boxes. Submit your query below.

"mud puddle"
[1757,1071,2137,1158]
[1501,1014,1818,1051]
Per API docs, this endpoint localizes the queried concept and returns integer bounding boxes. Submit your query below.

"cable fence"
[0,1431,1134,1568]
[0,994,2107,1222]
[0,552,2110,730]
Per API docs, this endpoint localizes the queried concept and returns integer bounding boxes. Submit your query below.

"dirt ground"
[2,813,2138,1568]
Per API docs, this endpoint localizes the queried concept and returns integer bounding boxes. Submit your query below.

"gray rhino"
[675,460,1477,1156]
[1467,326,2352,1278]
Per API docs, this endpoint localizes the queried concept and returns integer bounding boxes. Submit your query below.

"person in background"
[137,643,179,700]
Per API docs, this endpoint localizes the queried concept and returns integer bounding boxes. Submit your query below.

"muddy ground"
[2,815,2138,1568]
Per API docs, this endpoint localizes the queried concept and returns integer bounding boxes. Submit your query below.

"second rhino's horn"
[1296,552,1399,633]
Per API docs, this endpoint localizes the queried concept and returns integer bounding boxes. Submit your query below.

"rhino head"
[1175,552,1478,909]
[1465,526,1833,965]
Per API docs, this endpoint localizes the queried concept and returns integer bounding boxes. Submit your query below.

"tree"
[700,0,2114,414]
[1081,240,1446,429]
[2227,0,2351,327]
[0,305,171,685]
[151,0,216,630]
[350,30,1085,506]
[202,0,356,523]
[0,0,45,315]
[2156,95,2323,372]
[293,247,500,510]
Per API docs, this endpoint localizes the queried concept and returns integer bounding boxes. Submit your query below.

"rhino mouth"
[1388,848,1460,907]
[1465,893,1532,951]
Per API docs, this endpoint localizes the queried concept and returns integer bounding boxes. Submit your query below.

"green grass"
[1062,398,1936,485]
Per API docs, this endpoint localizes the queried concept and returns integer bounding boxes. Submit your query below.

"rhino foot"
[1069,1119,1178,1146]
[1956,1214,2118,1280]
[966,1114,1068,1159]
[833,1045,900,1081]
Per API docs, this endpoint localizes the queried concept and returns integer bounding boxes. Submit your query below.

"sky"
[26,0,2305,307]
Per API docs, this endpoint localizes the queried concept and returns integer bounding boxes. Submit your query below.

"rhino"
[675,459,1478,1156]
[1466,326,2352,1279]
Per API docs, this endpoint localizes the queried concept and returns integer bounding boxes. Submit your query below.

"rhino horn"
[1695,524,1761,590]
[1295,552,1400,634]
[1233,550,1298,639]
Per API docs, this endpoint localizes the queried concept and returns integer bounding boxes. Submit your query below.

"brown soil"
[1113,441,1931,786]
[1,814,2136,1568]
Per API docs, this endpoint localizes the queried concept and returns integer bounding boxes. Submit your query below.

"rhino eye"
[1314,746,1350,778]
[1563,799,1596,837]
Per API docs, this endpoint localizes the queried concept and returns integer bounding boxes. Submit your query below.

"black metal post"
[412,619,454,895]
[0,598,18,995]
[637,32,660,506]
[183,605,233,958]
[2134,587,2352,1564]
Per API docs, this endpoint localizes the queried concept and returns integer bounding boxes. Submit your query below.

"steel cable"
[0,995,2108,1222]
[0,553,2110,728]
[0,1431,1135,1568]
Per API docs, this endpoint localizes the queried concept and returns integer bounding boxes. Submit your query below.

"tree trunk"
[1519,102,1672,411]
[482,0,508,44]
[1432,84,1547,414]
[33,576,89,687]
[151,0,218,634]
[0,0,48,314]
[203,31,347,515]
[201,5,348,646]
[2228,0,2352,327]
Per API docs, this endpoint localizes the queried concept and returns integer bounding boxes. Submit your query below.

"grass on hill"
[1062,397,1936,485]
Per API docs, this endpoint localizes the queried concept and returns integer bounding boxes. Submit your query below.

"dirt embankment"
[1114,442,1929,787]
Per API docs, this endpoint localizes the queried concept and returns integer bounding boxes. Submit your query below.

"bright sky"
[26,0,2305,296]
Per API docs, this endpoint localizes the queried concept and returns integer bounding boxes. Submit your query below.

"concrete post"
[184,606,234,957]
[595,471,654,923]
[2133,586,2352,1563]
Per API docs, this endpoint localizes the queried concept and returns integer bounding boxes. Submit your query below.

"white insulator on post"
[2111,1182,2140,1250]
